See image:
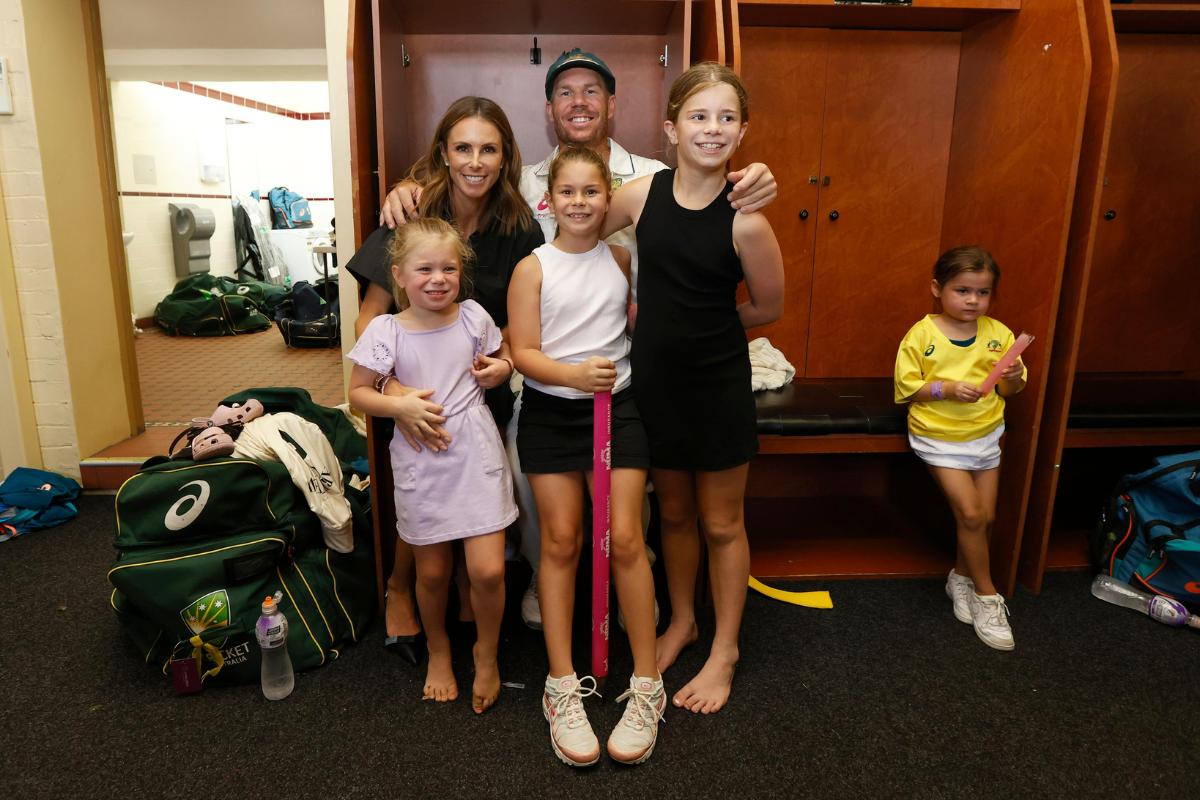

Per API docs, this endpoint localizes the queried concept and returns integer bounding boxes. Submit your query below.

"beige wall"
[324,0,356,389]
[22,0,137,469]
[0,186,41,475]
[0,0,81,475]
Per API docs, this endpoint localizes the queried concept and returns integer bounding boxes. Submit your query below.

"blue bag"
[1094,450,1200,610]
[0,467,81,542]
[267,186,313,229]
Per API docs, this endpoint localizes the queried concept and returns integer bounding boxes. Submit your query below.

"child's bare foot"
[385,586,421,637]
[422,647,458,702]
[672,645,738,714]
[471,643,501,714]
[655,619,698,673]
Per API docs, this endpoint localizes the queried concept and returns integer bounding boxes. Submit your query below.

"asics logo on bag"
[165,480,211,530]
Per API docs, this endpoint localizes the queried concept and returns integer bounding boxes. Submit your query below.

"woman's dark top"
[631,169,757,470]
[345,216,544,427]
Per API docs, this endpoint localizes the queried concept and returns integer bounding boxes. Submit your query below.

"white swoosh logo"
[165,480,210,531]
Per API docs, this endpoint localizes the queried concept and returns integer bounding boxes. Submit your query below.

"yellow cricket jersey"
[894,315,1027,442]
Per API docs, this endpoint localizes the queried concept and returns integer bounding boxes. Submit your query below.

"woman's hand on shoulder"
[379,180,423,229]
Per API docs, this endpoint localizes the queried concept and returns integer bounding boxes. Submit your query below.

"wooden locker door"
[1077,35,1200,374]
[805,30,960,378]
[734,27,828,373]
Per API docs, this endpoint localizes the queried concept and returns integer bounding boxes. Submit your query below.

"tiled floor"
[86,325,343,467]
[135,326,343,424]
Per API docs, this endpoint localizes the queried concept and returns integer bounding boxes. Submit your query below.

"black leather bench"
[1068,376,1200,429]
[1063,376,1200,448]
[755,379,907,436]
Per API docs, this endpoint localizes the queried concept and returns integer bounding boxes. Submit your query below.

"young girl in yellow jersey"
[894,246,1026,651]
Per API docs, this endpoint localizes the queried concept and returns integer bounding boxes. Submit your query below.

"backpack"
[0,467,81,542]
[1093,450,1200,611]
[268,186,313,229]
[108,388,374,685]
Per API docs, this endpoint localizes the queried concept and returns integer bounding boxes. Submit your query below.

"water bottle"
[1091,574,1200,629]
[255,591,295,699]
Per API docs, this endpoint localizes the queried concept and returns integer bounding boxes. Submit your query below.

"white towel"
[749,337,796,391]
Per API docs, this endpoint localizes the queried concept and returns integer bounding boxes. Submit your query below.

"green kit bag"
[109,388,375,686]
[154,274,273,336]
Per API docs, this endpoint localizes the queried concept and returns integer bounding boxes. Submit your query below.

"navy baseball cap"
[544,49,616,99]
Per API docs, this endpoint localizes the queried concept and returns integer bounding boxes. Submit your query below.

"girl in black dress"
[605,63,784,714]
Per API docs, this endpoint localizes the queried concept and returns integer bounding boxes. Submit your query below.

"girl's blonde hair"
[932,245,1001,287]
[666,62,750,124]
[387,217,475,310]
[547,146,612,193]
[405,96,533,238]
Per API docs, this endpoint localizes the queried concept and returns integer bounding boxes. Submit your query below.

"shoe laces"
[615,681,665,732]
[547,675,600,730]
[979,596,1011,628]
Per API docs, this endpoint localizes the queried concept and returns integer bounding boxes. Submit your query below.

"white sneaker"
[968,592,1015,651]
[945,569,974,624]
[521,576,542,630]
[607,675,666,765]
[543,673,601,767]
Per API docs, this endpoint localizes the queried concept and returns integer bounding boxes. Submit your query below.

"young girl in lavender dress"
[348,217,517,713]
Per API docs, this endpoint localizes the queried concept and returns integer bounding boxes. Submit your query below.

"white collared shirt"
[520,138,666,299]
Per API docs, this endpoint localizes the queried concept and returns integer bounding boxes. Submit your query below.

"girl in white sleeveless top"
[508,147,664,767]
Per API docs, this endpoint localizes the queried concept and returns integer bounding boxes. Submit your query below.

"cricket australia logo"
[180,589,230,635]
[165,480,210,531]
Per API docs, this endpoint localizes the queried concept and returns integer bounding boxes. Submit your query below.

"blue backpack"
[1094,450,1200,611]
[0,467,81,542]
[267,186,313,229]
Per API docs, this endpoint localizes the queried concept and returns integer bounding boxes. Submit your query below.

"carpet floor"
[0,495,1194,798]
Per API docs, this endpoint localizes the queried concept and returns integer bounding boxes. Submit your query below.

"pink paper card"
[979,333,1034,394]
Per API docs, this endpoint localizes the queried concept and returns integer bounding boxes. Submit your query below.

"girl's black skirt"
[516,385,649,474]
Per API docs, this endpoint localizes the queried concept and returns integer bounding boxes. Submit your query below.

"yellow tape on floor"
[748,576,833,609]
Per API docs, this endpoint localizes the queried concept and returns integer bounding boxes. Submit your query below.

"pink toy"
[211,399,264,427]
[979,333,1035,394]
[591,391,612,682]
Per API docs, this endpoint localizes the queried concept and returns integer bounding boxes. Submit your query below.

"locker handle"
[798,209,809,220]
[828,210,839,221]
[1103,209,1116,221]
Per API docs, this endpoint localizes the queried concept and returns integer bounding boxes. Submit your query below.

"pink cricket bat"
[979,332,1035,394]
[591,391,612,681]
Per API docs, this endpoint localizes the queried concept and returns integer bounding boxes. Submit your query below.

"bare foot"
[422,647,458,702]
[471,643,500,714]
[385,587,421,638]
[673,646,738,714]
[655,619,699,673]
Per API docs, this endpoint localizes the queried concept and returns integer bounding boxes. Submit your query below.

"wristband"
[930,380,945,400]
[377,375,394,394]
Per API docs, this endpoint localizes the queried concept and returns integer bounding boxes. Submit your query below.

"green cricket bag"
[109,517,375,685]
[109,389,375,685]
[154,273,273,336]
